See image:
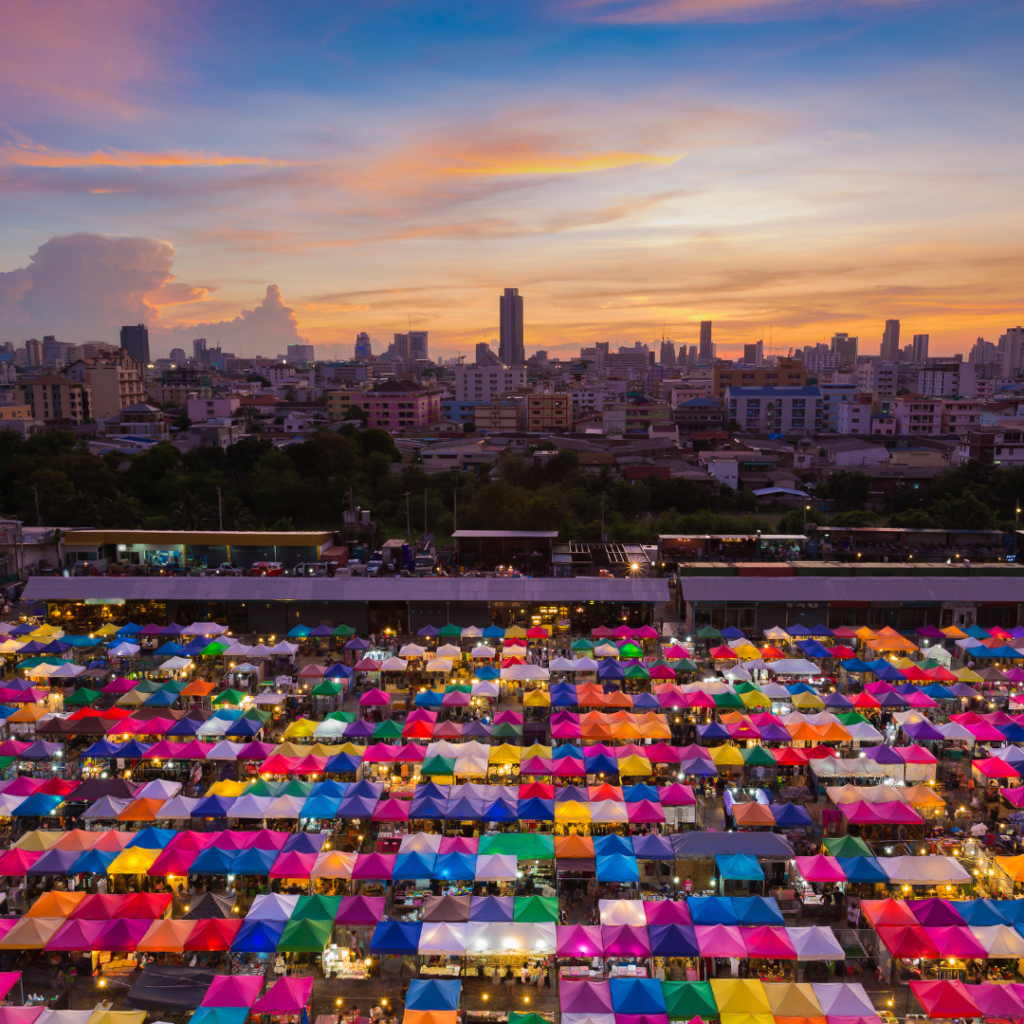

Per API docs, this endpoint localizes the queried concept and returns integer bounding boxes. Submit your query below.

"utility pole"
[216,487,223,531]
[1016,501,1021,560]
[403,493,411,541]
[32,486,40,528]
[424,491,428,537]
[453,488,457,533]
[601,493,605,543]
[803,503,810,533]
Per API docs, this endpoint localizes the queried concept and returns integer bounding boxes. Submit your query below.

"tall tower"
[499,288,525,366]
[880,320,900,362]
[912,334,929,362]
[699,321,713,360]
[120,324,150,365]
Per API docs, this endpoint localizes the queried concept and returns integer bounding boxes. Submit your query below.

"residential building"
[0,397,33,423]
[941,399,981,435]
[912,334,929,362]
[955,427,1024,467]
[193,421,241,449]
[880,319,900,362]
[602,397,671,434]
[24,338,42,367]
[499,288,525,366]
[918,360,976,399]
[527,392,573,432]
[819,437,890,468]
[706,457,738,489]
[871,416,896,436]
[835,395,873,434]
[970,338,998,365]
[441,399,484,425]
[1002,327,1024,377]
[830,332,858,365]
[326,390,366,421]
[855,359,898,405]
[362,379,440,431]
[699,321,713,361]
[119,324,150,365]
[17,375,91,424]
[674,397,725,432]
[893,395,942,435]
[474,396,524,432]
[725,385,823,434]
[454,365,527,402]
[70,359,146,419]
[711,358,806,399]
[818,381,862,432]
[420,438,501,473]
[187,395,242,422]
[105,403,169,441]
[147,384,210,407]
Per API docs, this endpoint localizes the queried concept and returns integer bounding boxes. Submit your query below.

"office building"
[912,334,929,362]
[802,344,840,374]
[285,344,315,364]
[169,348,187,364]
[879,319,900,362]
[698,321,713,361]
[499,288,525,366]
[725,385,824,435]
[1002,327,1024,377]
[24,338,43,367]
[660,340,676,367]
[742,341,763,366]
[120,324,150,365]
[830,333,858,365]
[454,365,527,402]
[354,333,372,360]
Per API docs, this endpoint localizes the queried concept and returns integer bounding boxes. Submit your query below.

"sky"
[0,0,1022,361]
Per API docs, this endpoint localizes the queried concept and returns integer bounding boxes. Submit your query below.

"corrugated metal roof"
[452,531,559,539]
[22,577,669,604]
[679,576,1024,603]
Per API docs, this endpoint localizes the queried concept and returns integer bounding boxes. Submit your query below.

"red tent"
[827,646,856,659]
[772,748,808,766]
[183,918,243,951]
[708,646,738,660]
[862,899,917,928]
[910,980,981,1018]
[851,692,881,708]
[877,926,940,960]
[743,925,797,959]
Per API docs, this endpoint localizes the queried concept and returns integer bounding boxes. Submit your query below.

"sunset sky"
[1,0,1022,360]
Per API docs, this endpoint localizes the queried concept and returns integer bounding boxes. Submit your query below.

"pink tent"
[551,723,582,740]
[686,692,717,709]
[644,900,691,925]
[0,975,23,1003]
[658,784,696,806]
[359,688,391,706]
[3,777,45,796]
[336,895,386,925]
[1000,787,1024,808]
[249,829,289,851]
[695,925,747,957]
[520,757,553,774]
[362,743,399,762]
[393,744,427,762]
[743,925,797,959]
[964,722,1009,741]
[0,1011,44,1024]
[441,691,471,707]
[177,741,213,760]
[372,799,412,821]
[633,626,659,640]
[602,924,651,956]
[557,924,605,956]
[351,852,396,879]
[663,645,689,658]
[616,1016,668,1024]
[297,664,325,678]
[94,918,152,951]
[252,977,314,1015]
[353,658,383,672]
[439,836,478,854]
[269,851,316,878]
[645,744,682,764]
[237,741,276,759]
[202,975,263,1008]
[894,745,938,764]
[141,740,186,759]
[928,926,989,959]
[560,981,614,1015]
[795,855,846,883]
[217,830,256,850]
[45,919,105,951]
[626,800,665,824]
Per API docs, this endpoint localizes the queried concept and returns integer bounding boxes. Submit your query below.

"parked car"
[291,562,329,577]
[250,561,284,576]
[215,563,243,576]
[366,560,382,577]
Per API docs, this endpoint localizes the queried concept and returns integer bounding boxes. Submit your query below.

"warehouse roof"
[679,575,1024,603]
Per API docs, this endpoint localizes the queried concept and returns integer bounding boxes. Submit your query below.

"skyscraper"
[699,321,713,361]
[354,332,372,359]
[830,332,858,365]
[193,338,207,361]
[408,331,428,360]
[912,334,929,362]
[880,320,900,362]
[660,340,676,367]
[499,288,525,366]
[120,324,150,365]
[475,341,492,364]
[393,333,409,360]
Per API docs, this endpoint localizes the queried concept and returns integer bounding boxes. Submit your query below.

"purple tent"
[345,638,370,651]
[462,721,493,738]
[469,895,514,921]
[860,745,905,765]
[344,720,376,740]
[418,626,440,638]
[917,626,947,638]
[901,719,945,742]
[561,981,614,1015]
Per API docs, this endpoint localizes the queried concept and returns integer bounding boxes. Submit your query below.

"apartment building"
[454,365,527,402]
[955,427,1024,467]
[674,398,724,432]
[527,393,573,432]
[105,403,170,441]
[474,397,525,433]
[725,386,823,434]
[187,395,242,422]
[602,397,671,434]
[941,399,981,435]
[711,358,806,399]
[326,390,366,421]
[818,381,862,432]
[892,395,942,435]
[65,355,146,419]
[17,375,91,425]
[835,395,873,434]
[855,359,898,405]
[918,361,977,399]
[146,384,211,407]
[363,379,441,431]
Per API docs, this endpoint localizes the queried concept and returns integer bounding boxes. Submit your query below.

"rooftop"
[724,386,823,397]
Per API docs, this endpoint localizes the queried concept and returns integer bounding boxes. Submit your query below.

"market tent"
[252,977,314,1016]
[786,927,845,961]
[909,982,980,1020]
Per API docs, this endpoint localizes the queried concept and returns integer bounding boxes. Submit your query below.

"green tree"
[818,471,871,508]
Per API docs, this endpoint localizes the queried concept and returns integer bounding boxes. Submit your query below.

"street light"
[802,504,811,533]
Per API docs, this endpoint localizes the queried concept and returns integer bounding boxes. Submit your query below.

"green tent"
[570,638,594,652]
[310,681,343,697]
[292,893,341,921]
[618,643,643,658]
[438,624,463,637]
[64,687,101,706]
[277,916,333,952]
[712,692,744,709]
[444,683,472,694]
[671,659,699,673]
[662,981,718,1020]
[478,833,554,860]
[491,721,523,738]
[624,664,650,680]
[132,679,163,693]
[373,719,404,740]
[823,834,873,858]
[509,1014,552,1024]
[741,745,776,767]
[325,710,356,723]
[242,779,284,798]
[512,895,558,922]
[332,625,356,637]
[278,778,315,798]
[917,657,940,670]
[213,688,246,705]
[836,711,868,725]
[733,681,757,694]
[0,757,13,774]
[15,656,64,669]
[420,756,456,777]
[696,625,722,640]
[159,679,188,693]
[200,641,229,656]
[243,708,271,723]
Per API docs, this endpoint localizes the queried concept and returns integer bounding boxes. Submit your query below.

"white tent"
[248,893,300,921]
[723,667,752,682]
[572,657,599,671]
[205,741,244,760]
[809,983,875,1014]
[461,626,483,638]
[970,925,1024,957]
[418,922,470,954]
[425,658,454,673]
[0,793,27,815]
[764,627,790,640]
[230,662,259,675]
[500,664,550,681]
[495,922,556,954]
[844,721,884,743]
[453,755,489,775]
[760,682,792,698]
[400,832,443,854]
[37,1011,94,1024]
[252,692,285,705]
[265,794,305,818]
[159,656,193,670]
[154,795,200,818]
[599,899,647,926]
[473,853,517,880]
[471,646,496,659]
[593,643,619,658]
[381,657,408,672]
[313,719,348,738]
[935,721,975,742]
[589,800,629,823]
[310,850,357,880]
[183,622,228,635]
[49,663,85,678]
[248,644,273,657]
[227,795,273,819]
[399,644,426,658]
[787,927,846,962]
[138,779,182,799]
[268,641,298,655]
[222,642,252,656]
[920,644,952,663]
[471,680,500,697]
[197,719,231,736]
[769,659,820,675]
[108,642,141,657]
[879,855,971,885]
[436,644,461,658]
[562,1016,615,1024]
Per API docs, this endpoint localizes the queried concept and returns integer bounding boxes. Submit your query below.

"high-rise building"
[686,346,697,368]
[286,343,315,364]
[169,348,187,364]
[912,334,929,362]
[699,321,713,361]
[880,320,900,362]
[120,324,150,365]
[499,288,524,366]
[742,341,764,366]
[475,341,492,364]
[41,336,75,368]
[1002,327,1024,378]
[354,333,372,360]
[193,338,207,361]
[970,337,997,365]
[660,340,676,367]
[830,332,858,365]
[409,331,428,360]
[393,333,409,360]
[24,339,42,367]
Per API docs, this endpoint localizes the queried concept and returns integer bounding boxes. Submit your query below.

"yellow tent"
[307,743,343,757]
[205,780,247,797]
[271,741,306,758]
[739,690,771,708]
[954,667,984,683]
[711,980,771,1015]
[790,692,825,709]
[94,624,120,637]
[283,719,318,739]
[903,785,946,808]
[310,849,357,879]
[338,742,367,756]
[732,643,761,660]
[25,890,87,917]
[854,627,878,640]
[30,623,61,636]
[488,743,522,764]
[709,745,745,766]
[108,846,160,874]
[720,1015,774,1024]
[523,689,551,707]
[554,800,592,822]
[891,658,917,670]
[504,626,528,638]
[762,984,823,1017]
[14,830,63,851]
[87,1013,147,1024]
[0,917,62,949]
[115,690,148,707]
[617,755,653,775]
[522,743,552,760]
[996,855,1024,882]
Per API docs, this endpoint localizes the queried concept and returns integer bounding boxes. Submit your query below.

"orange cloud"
[437,148,676,177]
[2,144,298,170]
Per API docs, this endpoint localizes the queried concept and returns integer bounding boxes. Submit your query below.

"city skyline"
[1,1,1022,359]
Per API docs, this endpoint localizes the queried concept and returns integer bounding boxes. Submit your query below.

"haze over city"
[1,0,1022,360]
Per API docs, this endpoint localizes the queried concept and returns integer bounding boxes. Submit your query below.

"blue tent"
[301,794,343,819]
[688,896,739,925]
[231,918,286,953]
[230,847,277,875]
[583,751,619,774]
[518,798,554,820]
[370,920,422,953]
[720,627,746,640]
[594,834,633,858]
[598,659,625,680]
[649,923,700,956]
[716,853,764,881]
[949,899,1009,926]
[610,979,666,1014]
[117,623,142,635]
[786,624,812,637]
[549,684,577,706]
[166,717,201,736]
[785,681,815,695]
[595,854,639,882]
[445,796,485,820]
[192,1010,248,1024]
[127,827,176,849]
[632,834,675,860]
[310,779,348,800]
[474,666,500,680]
[482,798,519,823]
[836,856,889,884]
[154,642,184,656]
[225,718,263,738]
[995,899,1024,925]
[555,785,588,802]
[63,634,101,647]
[469,895,514,921]
[678,758,718,777]
[160,623,186,635]
[325,753,361,773]
[118,739,153,759]
[190,846,237,874]
[810,624,835,638]
[866,659,905,682]
[553,745,584,760]
[732,895,783,925]
[82,739,124,758]
[282,832,327,854]
[623,784,659,803]
[69,849,118,875]
[433,853,477,880]
[191,795,235,818]
[144,689,180,708]
[922,683,955,700]
[12,794,64,816]
[797,639,832,659]
[324,663,352,678]
[393,852,437,879]
[631,692,662,710]
[771,803,812,828]
[405,980,462,1012]
[823,692,854,709]
[482,626,504,638]
[1000,723,1024,742]
[839,658,874,673]
[415,691,445,708]
[696,722,730,741]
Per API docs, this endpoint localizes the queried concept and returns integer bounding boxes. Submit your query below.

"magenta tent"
[337,895,386,925]
[0,975,23,1003]
[439,836,478,854]
[394,744,427,762]
[46,919,105,951]
[657,784,695,806]
[94,917,152,951]
[560,981,614,1015]
[602,924,651,956]
[359,689,391,706]
[372,799,412,821]
[795,855,846,883]
[645,745,682,764]
[1000,787,1024,808]
[102,677,136,694]
[252,976,314,1015]
[249,829,289,851]
[617,1016,669,1024]
[644,901,691,926]
[0,1011,44,1024]
[143,740,186,759]
[627,800,665,824]
[269,851,317,878]
[297,664,325,678]
[744,926,797,959]
[362,744,400,762]
[237,741,275,760]
[202,975,263,1008]
[352,852,396,879]
[928,926,989,959]
[177,741,213,760]
[695,925,747,957]
[557,924,605,956]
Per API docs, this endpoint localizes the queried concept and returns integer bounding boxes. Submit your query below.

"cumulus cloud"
[0,233,307,355]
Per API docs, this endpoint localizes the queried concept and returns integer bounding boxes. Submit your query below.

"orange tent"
[731,802,776,827]
[137,918,195,953]
[603,690,633,709]
[555,834,595,858]
[118,797,164,822]
[54,829,101,852]
[854,627,879,640]
[182,680,216,696]
[942,626,967,639]
[25,891,87,918]
[607,715,642,740]
[404,1014,457,1024]
[813,722,853,743]
[785,720,822,742]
